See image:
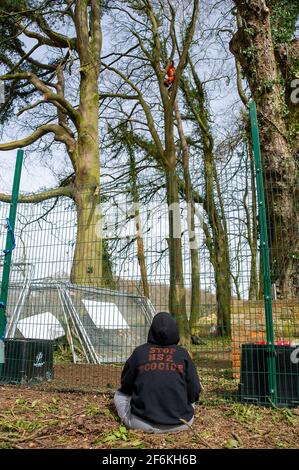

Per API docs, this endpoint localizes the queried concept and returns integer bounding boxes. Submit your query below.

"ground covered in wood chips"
[0,385,298,449]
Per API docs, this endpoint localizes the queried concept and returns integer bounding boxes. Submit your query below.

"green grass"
[0,417,43,433]
[86,402,119,421]
[224,403,264,425]
[93,425,144,448]
[271,407,297,426]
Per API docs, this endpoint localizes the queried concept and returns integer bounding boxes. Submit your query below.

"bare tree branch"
[0,186,73,204]
[0,124,73,151]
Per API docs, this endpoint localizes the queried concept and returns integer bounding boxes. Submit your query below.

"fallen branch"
[231,431,243,447]
[179,418,213,448]
[0,425,48,445]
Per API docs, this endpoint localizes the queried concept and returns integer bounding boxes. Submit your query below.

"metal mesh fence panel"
[0,147,298,405]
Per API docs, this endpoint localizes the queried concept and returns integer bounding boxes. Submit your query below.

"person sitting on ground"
[114,311,202,433]
[163,60,176,90]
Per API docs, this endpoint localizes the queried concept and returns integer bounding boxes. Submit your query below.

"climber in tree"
[163,60,176,91]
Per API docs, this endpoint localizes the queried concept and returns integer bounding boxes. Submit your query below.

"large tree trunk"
[213,233,231,337]
[204,153,231,337]
[230,0,298,298]
[174,100,201,335]
[166,167,190,345]
[70,84,103,284]
[71,7,102,285]
[128,145,150,298]
[71,114,102,285]
[127,144,150,298]
[163,99,190,345]
[71,185,102,286]
[70,1,107,287]
[135,210,150,298]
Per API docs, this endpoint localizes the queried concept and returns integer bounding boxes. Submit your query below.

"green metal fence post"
[249,101,277,405]
[0,148,24,340]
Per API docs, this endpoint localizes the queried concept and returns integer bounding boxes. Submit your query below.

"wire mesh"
[0,151,298,405]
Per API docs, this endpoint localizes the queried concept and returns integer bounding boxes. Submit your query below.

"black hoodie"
[119,312,201,426]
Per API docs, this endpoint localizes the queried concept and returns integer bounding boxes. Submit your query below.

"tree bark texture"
[230,0,298,298]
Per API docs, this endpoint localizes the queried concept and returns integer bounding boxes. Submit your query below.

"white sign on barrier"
[17,312,65,340]
[82,299,129,329]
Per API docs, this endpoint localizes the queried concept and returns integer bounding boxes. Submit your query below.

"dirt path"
[0,385,298,449]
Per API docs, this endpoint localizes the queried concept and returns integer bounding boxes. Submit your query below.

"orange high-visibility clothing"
[167,64,175,81]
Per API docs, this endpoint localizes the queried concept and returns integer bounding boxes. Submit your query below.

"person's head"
[147,311,179,346]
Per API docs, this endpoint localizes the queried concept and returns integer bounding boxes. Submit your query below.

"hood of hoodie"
[147,312,180,346]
